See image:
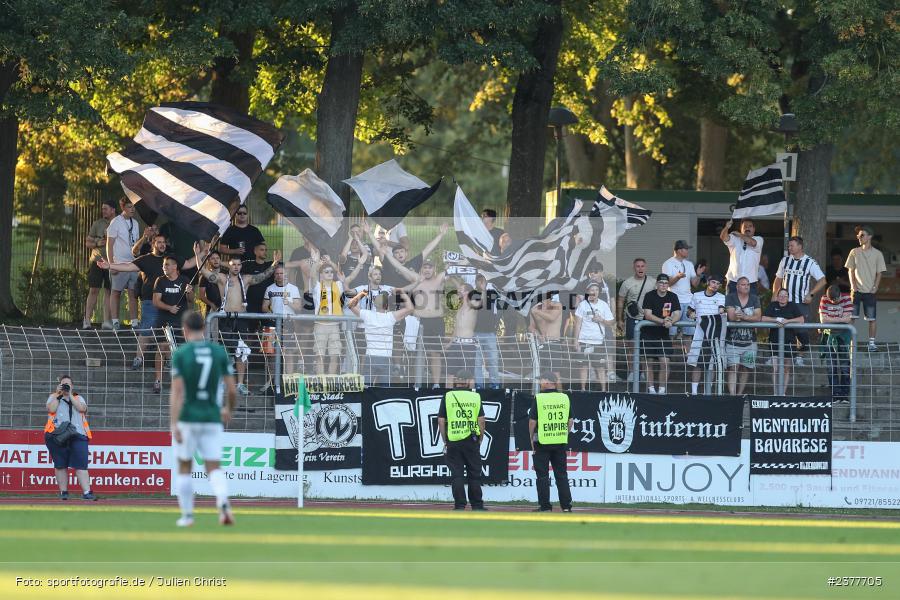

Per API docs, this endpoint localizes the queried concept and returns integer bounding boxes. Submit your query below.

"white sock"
[208,468,229,509]
[176,474,194,518]
[691,382,699,394]
[658,387,666,394]
[648,386,656,394]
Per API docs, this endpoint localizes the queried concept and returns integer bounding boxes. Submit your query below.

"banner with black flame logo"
[275,391,362,471]
[513,392,742,456]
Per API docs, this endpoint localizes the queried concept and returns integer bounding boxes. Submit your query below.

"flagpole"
[297,403,304,509]
[783,178,791,259]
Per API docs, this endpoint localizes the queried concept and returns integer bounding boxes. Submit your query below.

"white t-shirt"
[725,233,763,283]
[575,298,614,344]
[359,309,396,357]
[662,256,696,305]
[688,291,726,320]
[263,283,301,315]
[107,215,140,262]
[312,281,345,315]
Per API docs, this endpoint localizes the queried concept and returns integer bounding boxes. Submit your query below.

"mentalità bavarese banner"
[361,387,510,485]
[750,397,832,475]
[513,392,743,456]
[275,391,362,471]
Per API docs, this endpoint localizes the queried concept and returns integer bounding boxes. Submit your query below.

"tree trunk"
[209,29,256,113]
[696,117,728,190]
[506,0,564,228]
[563,78,614,187]
[315,6,364,206]
[623,96,658,189]
[563,133,610,187]
[791,143,832,269]
[0,60,22,318]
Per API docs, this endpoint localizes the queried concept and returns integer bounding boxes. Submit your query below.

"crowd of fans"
[81,199,886,399]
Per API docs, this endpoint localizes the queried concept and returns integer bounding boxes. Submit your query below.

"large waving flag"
[107,102,284,241]
[344,160,442,229]
[733,165,787,218]
[455,186,652,312]
[267,169,345,255]
[454,186,599,312]
[590,187,653,251]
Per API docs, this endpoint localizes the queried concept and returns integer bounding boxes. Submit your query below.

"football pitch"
[1,503,898,599]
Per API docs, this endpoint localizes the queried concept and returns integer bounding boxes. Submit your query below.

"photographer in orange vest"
[44,375,97,501]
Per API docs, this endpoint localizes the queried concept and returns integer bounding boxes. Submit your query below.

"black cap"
[656,273,670,283]
[674,240,692,251]
[707,273,723,283]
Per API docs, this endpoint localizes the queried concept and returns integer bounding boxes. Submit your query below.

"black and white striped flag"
[590,187,653,251]
[733,165,787,218]
[266,169,345,255]
[594,186,652,228]
[343,160,442,229]
[454,186,600,312]
[107,102,283,241]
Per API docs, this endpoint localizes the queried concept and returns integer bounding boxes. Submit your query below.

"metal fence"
[1,322,897,441]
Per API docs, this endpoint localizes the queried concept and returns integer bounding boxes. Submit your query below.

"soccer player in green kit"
[170,310,238,527]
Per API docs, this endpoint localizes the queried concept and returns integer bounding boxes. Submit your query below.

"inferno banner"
[513,392,743,456]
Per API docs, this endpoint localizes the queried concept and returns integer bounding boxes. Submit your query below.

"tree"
[611,0,900,265]
[0,0,135,318]
[506,0,564,223]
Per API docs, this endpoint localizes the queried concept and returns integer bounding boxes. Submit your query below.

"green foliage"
[17,265,88,322]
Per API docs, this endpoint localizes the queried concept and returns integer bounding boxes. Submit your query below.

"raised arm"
[393,290,415,320]
[419,223,450,260]
[245,250,281,286]
[720,220,733,244]
[345,290,366,316]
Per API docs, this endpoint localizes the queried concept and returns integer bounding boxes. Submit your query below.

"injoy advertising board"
[0,429,171,494]
[604,440,751,505]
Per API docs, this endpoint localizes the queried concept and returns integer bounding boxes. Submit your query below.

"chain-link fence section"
[1,322,897,441]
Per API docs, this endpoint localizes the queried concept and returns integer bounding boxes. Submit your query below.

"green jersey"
[171,341,234,423]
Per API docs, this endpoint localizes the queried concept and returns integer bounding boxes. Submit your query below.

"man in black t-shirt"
[825,249,851,294]
[640,274,682,395]
[242,242,274,327]
[762,288,806,395]
[219,207,265,263]
[198,251,223,313]
[151,256,194,393]
[106,234,202,376]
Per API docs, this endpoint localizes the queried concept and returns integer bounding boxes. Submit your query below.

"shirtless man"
[445,282,478,388]
[530,293,567,383]
[200,251,281,395]
[401,259,447,387]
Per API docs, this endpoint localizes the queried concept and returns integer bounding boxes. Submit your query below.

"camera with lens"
[60,383,71,392]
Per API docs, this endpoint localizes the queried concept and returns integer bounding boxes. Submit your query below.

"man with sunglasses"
[219,207,265,263]
[720,218,763,294]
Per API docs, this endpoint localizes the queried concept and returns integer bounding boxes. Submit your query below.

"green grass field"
[1,504,899,599]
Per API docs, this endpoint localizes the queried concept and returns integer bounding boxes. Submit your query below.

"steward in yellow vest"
[438,370,486,511]
[528,371,573,512]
